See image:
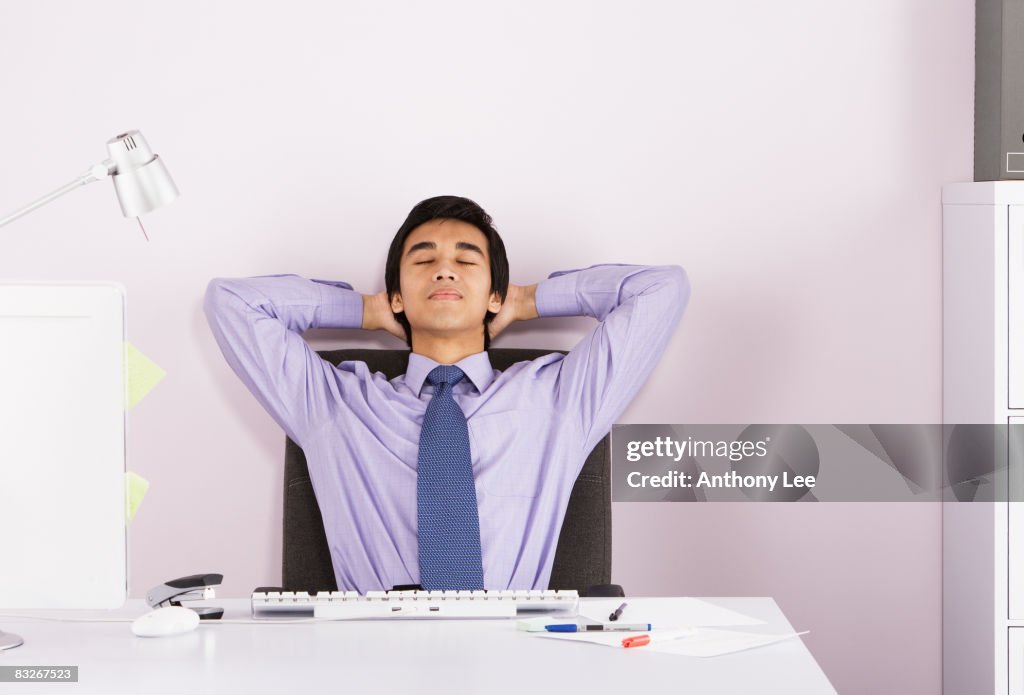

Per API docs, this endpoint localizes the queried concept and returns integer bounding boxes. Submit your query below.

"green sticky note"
[124,342,166,409]
[125,471,150,522]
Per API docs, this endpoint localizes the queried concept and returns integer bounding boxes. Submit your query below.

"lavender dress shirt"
[204,264,689,592]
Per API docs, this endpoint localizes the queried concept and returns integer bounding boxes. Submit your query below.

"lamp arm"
[0,160,116,229]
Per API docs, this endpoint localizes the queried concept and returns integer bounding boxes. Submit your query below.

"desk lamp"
[0,130,178,238]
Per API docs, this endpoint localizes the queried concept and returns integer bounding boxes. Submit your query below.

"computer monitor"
[0,283,127,650]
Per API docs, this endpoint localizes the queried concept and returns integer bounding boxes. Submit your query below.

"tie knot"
[427,365,466,388]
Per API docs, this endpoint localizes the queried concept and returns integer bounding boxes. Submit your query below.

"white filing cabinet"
[943,182,1024,694]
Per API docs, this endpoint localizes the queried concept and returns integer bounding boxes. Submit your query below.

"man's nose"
[433,265,457,281]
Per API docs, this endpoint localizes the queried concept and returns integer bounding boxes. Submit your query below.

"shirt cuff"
[535,271,582,318]
[312,279,363,329]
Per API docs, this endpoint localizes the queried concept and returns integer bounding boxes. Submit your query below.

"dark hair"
[385,195,510,350]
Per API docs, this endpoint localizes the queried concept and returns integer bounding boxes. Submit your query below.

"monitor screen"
[0,283,127,609]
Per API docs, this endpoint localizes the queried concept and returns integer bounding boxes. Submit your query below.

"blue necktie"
[417,365,485,590]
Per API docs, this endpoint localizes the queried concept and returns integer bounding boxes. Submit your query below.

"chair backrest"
[282,348,611,592]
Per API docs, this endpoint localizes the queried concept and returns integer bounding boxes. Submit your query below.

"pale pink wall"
[0,2,972,692]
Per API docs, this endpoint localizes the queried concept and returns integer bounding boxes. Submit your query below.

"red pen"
[622,628,697,648]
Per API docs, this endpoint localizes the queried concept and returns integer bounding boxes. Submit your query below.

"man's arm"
[204,274,398,446]
[503,264,690,455]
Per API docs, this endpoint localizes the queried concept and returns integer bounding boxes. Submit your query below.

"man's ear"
[488,291,502,314]
[390,293,404,313]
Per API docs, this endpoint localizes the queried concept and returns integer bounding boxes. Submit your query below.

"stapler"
[146,573,225,620]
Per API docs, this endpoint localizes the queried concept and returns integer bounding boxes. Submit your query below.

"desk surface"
[0,597,834,695]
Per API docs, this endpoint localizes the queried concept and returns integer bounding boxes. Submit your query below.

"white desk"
[0,597,834,694]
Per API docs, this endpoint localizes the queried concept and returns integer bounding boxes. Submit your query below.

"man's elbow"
[648,265,691,317]
[203,278,235,325]
[665,264,690,298]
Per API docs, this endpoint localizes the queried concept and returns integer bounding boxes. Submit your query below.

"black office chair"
[282,348,612,593]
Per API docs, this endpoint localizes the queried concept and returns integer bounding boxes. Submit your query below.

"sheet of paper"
[577,598,765,628]
[538,627,809,657]
[649,628,810,657]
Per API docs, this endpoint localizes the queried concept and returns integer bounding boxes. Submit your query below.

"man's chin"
[409,322,487,342]
[408,309,483,330]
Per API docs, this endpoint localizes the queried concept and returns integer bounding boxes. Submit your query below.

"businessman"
[204,195,690,593]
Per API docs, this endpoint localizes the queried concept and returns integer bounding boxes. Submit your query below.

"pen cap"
[622,634,651,648]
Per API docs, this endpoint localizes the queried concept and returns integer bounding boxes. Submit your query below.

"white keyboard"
[251,588,579,620]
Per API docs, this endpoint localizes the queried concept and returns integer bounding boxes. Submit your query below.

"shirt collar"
[406,351,495,397]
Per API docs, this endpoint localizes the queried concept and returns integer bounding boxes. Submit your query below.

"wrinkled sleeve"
[536,264,690,455]
[203,274,364,446]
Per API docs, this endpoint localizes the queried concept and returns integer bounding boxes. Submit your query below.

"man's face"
[391,219,502,342]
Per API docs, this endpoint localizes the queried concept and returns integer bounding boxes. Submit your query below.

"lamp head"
[106,130,178,218]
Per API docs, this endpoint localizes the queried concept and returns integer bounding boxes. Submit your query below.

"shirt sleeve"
[203,274,365,447]
[535,264,691,456]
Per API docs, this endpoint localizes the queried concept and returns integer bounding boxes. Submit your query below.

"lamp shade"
[107,131,179,218]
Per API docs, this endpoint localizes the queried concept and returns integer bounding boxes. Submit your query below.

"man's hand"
[362,291,406,341]
[488,284,538,340]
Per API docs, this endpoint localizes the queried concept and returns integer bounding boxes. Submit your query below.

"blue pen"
[545,622,651,633]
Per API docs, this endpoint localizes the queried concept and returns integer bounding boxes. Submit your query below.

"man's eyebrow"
[455,241,485,256]
[405,241,437,256]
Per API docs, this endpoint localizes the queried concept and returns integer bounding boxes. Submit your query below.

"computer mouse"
[131,606,200,637]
